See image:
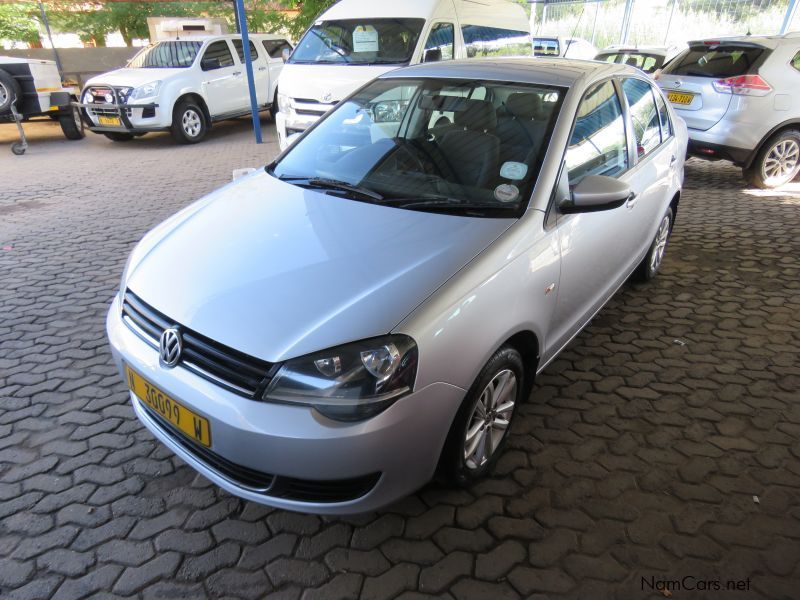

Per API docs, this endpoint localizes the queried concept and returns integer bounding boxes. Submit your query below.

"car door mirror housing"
[201,56,221,71]
[281,48,292,63]
[561,175,631,213]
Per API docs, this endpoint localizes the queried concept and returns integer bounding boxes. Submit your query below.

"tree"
[0,4,42,46]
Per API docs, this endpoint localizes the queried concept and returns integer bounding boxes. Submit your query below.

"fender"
[744,117,800,169]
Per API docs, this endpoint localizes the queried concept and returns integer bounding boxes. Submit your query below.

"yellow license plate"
[125,365,211,447]
[667,91,694,105]
[98,115,121,126]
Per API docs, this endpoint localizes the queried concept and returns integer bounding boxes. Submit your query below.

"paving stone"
[266,558,330,588]
[418,551,472,593]
[361,563,420,600]
[205,567,273,599]
[301,573,362,600]
[324,547,392,577]
[113,552,182,595]
[35,548,95,577]
[51,564,123,600]
[475,540,527,581]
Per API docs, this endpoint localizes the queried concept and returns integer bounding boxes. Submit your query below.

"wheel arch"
[173,92,211,128]
[500,330,540,397]
[669,191,680,229]
[744,118,800,169]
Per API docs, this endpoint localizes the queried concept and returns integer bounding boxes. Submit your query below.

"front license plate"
[667,91,694,105]
[125,365,211,447]
[98,115,121,126]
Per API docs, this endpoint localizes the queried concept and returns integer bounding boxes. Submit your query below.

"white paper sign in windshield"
[353,25,379,52]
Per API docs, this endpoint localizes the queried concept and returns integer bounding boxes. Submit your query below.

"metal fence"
[531,0,800,49]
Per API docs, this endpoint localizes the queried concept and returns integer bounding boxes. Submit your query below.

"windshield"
[270,77,564,217]
[597,52,664,73]
[128,41,202,68]
[289,18,425,65]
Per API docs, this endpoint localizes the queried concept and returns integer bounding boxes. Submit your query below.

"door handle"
[258,66,267,72]
[669,155,677,167]
[232,71,242,76]
[625,192,638,208]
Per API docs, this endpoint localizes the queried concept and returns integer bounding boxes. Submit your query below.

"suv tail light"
[711,74,772,96]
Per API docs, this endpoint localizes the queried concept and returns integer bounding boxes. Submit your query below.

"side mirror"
[281,48,292,63]
[423,48,442,63]
[201,56,221,71]
[560,175,631,213]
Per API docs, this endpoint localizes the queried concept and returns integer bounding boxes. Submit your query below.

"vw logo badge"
[159,328,183,368]
[323,90,333,103]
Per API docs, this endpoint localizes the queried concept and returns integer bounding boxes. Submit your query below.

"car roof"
[157,33,286,42]
[381,57,636,88]
[598,46,668,56]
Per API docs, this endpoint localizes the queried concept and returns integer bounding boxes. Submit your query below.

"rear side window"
[232,40,259,62]
[263,39,292,59]
[662,45,765,78]
[202,41,235,70]
[461,25,532,58]
[423,23,455,62]
[566,80,628,183]
[622,78,661,158]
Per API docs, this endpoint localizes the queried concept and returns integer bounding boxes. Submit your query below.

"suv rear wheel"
[744,129,800,189]
[171,98,207,144]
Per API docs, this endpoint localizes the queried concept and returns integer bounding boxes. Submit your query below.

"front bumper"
[106,294,465,514]
[77,100,166,134]
[275,101,336,149]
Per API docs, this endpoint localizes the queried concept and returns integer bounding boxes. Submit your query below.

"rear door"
[232,39,268,107]
[657,42,768,131]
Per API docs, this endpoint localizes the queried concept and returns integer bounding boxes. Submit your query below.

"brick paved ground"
[1,119,799,600]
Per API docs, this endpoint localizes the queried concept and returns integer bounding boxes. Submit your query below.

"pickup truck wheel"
[59,105,85,140]
[171,99,207,144]
[439,346,524,486]
[0,69,22,114]
[744,130,800,189]
[633,207,673,282]
[104,132,134,142]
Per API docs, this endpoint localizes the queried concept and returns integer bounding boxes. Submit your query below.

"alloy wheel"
[649,214,671,273]
[762,139,800,186]
[182,109,202,138]
[0,81,9,108]
[464,369,517,469]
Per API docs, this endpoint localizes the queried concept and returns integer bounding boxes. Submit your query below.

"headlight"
[263,335,418,422]
[277,92,292,114]
[82,90,93,103]
[130,80,161,101]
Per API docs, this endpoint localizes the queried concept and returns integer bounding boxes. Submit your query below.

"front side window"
[622,78,661,158]
[232,40,259,63]
[270,78,564,217]
[566,80,628,183]
[202,41,235,71]
[462,25,532,58]
[289,18,425,65]
[423,23,454,62]
[127,41,202,69]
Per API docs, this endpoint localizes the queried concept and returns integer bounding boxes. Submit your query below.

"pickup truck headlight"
[130,80,161,101]
[277,92,292,114]
[263,335,418,422]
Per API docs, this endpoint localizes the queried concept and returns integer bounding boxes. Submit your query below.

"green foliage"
[0,4,41,45]
[256,0,338,39]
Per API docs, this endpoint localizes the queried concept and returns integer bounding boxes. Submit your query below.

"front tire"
[171,98,207,144]
[439,346,524,486]
[633,206,673,282]
[59,105,85,140]
[743,129,800,189]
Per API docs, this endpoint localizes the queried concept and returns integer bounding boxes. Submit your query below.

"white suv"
[79,34,292,144]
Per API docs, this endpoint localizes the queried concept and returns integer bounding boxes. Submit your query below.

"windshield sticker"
[494,184,520,203]
[500,161,528,180]
[353,25,379,52]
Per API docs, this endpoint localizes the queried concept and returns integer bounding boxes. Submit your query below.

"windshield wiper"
[381,196,514,215]
[279,175,384,201]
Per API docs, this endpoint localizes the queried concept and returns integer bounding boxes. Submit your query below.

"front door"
[200,40,241,116]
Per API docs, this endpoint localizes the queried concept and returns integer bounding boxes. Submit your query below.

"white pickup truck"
[78,34,292,144]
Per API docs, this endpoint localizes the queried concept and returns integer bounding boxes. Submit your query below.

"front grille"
[122,290,274,398]
[140,400,381,503]
[86,85,133,117]
[89,106,132,117]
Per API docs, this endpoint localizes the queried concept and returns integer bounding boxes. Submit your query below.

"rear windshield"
[662,44,765,78]
[533,38,560,56]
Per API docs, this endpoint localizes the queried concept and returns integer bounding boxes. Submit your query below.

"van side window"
[263,39,293,60]
[423,23,454,62]
[566,80,628,183]
[202,41,235,71]
[462,25,532,58]
[621,78,661,158]
[232,40,259,63]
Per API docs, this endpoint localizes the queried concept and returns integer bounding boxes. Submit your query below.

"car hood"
[278,63,399,103]
[126,171,513,362]
[85,67,186,88]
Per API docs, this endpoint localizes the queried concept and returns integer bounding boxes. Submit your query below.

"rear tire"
[171,98,207,144]
[0,69,21,114]
[743,129,800,189]
[59,105,85,140]
[633,206,673,282]
[104,132,134,142]
[439,346,524,486]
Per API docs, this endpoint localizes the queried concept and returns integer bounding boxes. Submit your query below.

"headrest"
[453,99,496,132]
[506,93,542,119]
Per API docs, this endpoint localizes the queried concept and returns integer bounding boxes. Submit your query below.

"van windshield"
[127,41,202,68]
[269,77,564,217]
[288,19,426,65]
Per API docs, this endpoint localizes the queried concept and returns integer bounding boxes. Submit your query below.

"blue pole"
[234,0,263,144]
[780,0,799,34]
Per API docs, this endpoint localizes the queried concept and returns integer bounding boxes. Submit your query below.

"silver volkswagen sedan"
[107,58,687,514]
